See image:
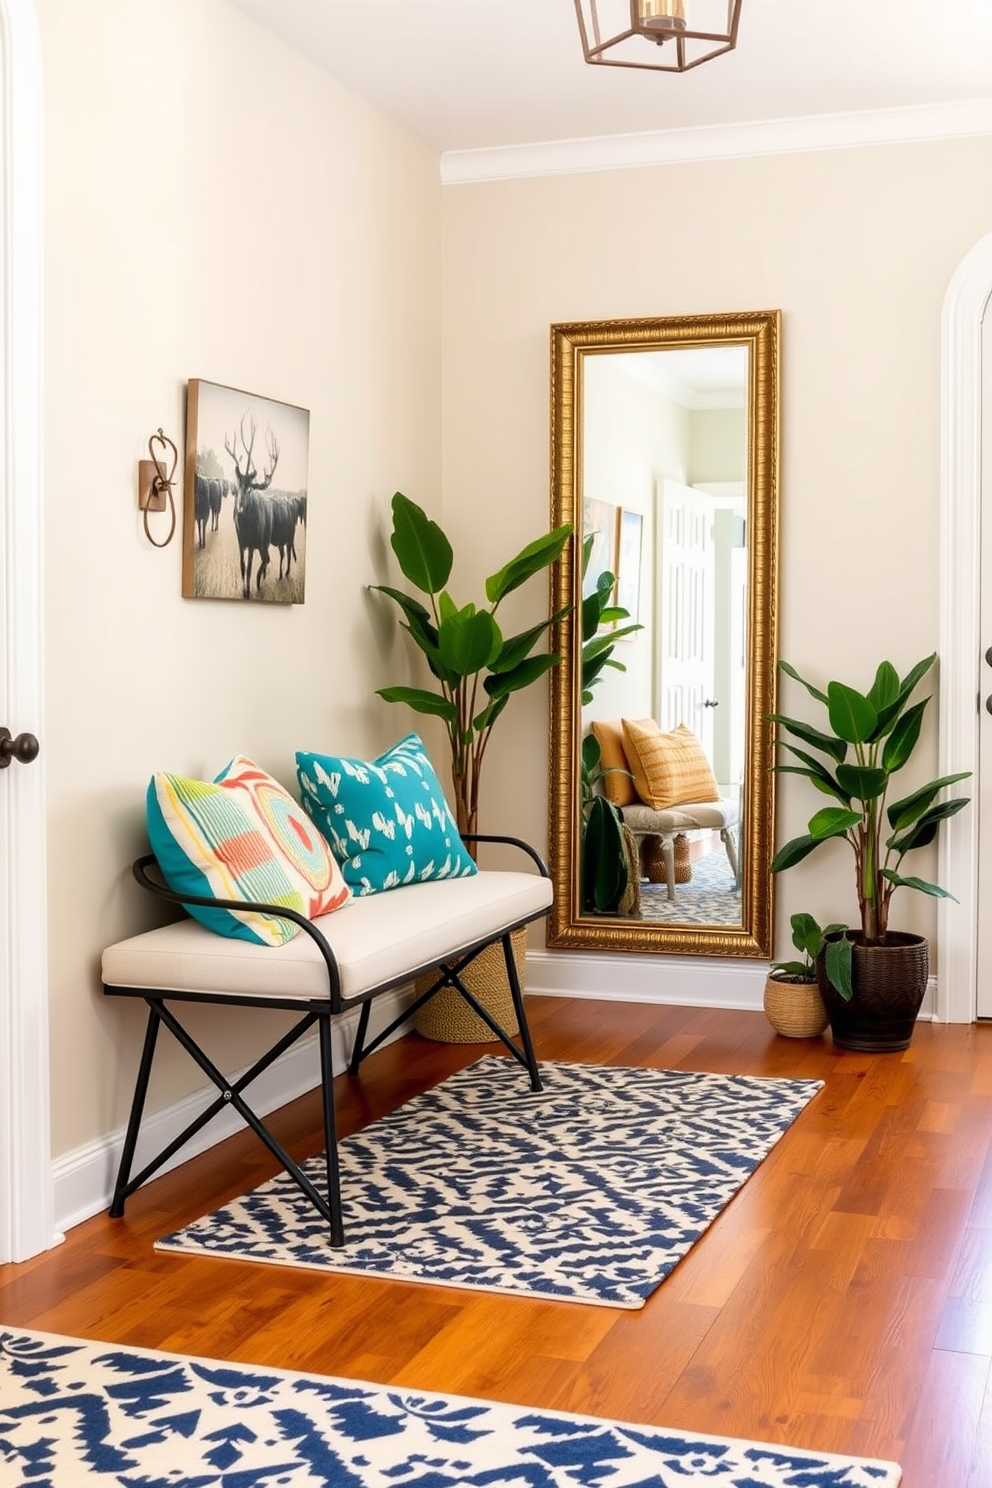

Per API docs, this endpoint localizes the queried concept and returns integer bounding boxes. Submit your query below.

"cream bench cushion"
[102,871,552,1006]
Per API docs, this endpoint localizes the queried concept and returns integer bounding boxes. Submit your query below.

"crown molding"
[441,97,992,186]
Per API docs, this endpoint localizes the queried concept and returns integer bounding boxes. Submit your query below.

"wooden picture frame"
[182,379,310,603]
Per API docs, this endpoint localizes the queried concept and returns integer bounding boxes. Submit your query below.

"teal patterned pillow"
[296,733,477,895]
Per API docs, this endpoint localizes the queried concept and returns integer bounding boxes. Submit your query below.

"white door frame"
[938,230,992,1024]
[0,0,54,1261]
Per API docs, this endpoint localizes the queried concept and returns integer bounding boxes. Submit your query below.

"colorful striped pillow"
[620,720,720,810]
[146,756,351,946]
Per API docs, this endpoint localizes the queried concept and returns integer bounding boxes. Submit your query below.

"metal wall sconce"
[137,427,178,547]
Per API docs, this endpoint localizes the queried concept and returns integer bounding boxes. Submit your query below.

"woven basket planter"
[762,973,829,1039]
[641,833,692,885]
[414,925,526,1044]
[817,931,929,1052]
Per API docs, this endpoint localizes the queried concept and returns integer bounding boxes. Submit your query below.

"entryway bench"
[101,835,552,1247]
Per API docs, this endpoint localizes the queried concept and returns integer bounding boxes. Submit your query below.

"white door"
[0,0,54,1262]
[695,484,747,785]
[657,478,716,755]
[975,307,992,1017]
[936,229,992,1025]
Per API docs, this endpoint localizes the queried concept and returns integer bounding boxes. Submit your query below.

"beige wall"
[35,0,992,1168]
[690,409,745,485]
[38,0,442,1156]
[441,140,992,957]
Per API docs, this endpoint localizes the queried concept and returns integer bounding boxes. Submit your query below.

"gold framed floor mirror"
[547,310,780,957]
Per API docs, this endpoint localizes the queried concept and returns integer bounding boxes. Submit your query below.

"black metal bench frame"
[103,835,548,1247]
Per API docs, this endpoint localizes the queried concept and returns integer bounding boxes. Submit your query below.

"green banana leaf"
[388,492,452,595]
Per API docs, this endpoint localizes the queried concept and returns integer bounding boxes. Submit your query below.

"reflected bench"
[623,798,740,901]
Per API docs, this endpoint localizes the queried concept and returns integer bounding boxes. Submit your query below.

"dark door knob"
[703,698,719,708]
[0,727,40,769]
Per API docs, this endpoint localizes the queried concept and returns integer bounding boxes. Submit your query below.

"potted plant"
[770,653,971,1051]
[372,492,572,841]
[371,492,572,1041]
[764,912,844,1039]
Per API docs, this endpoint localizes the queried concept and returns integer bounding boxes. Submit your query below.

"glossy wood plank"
[2,998,991,1487]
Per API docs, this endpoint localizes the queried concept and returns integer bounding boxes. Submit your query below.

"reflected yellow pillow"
[589,718,651,807]
[621,720,720,810]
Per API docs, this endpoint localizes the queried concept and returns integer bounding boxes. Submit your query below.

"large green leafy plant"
[371,492,572,845]
[770,653,970,997]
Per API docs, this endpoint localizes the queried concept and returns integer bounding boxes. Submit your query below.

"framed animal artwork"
[182,379,310,603]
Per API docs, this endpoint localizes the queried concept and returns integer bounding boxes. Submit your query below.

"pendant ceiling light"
[575,0,743,73]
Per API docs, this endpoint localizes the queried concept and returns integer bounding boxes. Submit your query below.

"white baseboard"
[53,989,415,1238]
[525,950,939,1020]
[525,948,770,1008]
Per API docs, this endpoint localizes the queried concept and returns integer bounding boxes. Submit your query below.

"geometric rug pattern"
[640,848,741,925]
[156,1058,823,1309]
[0,1327,903,1486]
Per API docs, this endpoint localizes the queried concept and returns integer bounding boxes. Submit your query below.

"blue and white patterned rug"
[0,1327,902,1487]
[156,1058,822,1309]
[639,849,741,925]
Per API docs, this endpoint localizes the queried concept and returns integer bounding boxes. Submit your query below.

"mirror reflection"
[547,312,780,958]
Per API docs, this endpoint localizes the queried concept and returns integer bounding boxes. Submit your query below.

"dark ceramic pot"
[816,930,929,1053]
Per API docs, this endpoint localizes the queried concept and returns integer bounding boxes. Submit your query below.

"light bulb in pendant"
[638,0,687,35]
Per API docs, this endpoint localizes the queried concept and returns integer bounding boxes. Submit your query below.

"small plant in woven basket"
[771,912,846,985]
[764,912,843,1039]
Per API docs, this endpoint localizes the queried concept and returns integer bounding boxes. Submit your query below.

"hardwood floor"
[3,995,991,1486]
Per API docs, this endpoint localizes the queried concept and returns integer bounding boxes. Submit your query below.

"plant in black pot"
[770,654,970,1052]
